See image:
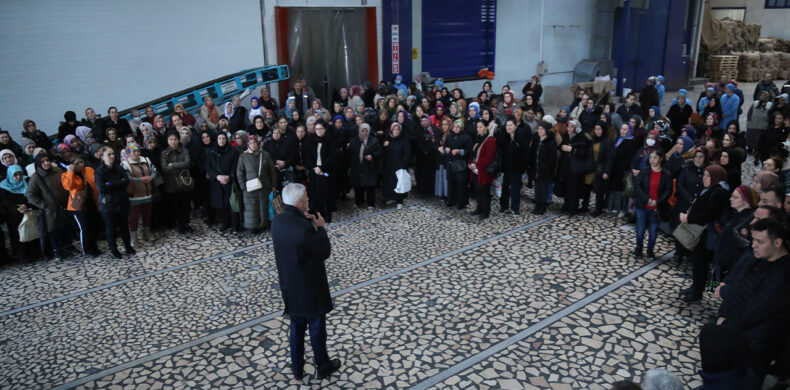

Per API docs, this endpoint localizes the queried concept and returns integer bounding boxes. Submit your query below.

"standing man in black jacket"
[272,183,341,381]
[717,218,790,379]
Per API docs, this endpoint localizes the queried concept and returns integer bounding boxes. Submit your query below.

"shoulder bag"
[672,198,706,250]
[245,153,263,192]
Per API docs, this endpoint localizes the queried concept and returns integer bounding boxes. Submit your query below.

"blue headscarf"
[250,96,260,110]
[332,115,344,129]
[615,123,634,149]
[0,165,27,194]
[650,105,661,118]
[558,107,570,123]
[674,135,694,158]
[468,102,481,120]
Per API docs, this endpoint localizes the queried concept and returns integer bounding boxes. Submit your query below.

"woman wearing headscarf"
[61,155,99,257]
[721,135,746,191]
[0,165,33,260]
[232,130,249,152]
[429,102,446,128]
[464,102,482,136]
[236,135,277,234]
[161,132,194,233]
[0,149,19,181]
[434,117,453,199]
[558,120,592,215]
[382,122,412,209]
[248,96,263,122]
[665,135,695,177]
[498,91,517,124]
[639,77,660,120]
[121,143,158,247]
[578,99,601,134]
[413,115,438,195]
[608,123,639,217]
[522,75,543,101]
[589,121,615,217]
[173,104,196,127]
[305,122,336,222]
[348,123,382,208]
[200,96,221,130]
[644,106,665,136]
[206,132,240,233]
[666,92,693,137]
[93,146,133,258]
[21,119,52,150]
[752,170,778,195]
[443,119,473,209]
[633,149,672,261]
[756,111,789,164]
[17,138,36,175]
[680,164,730,302]
[0,130,23,161]
[702,96,724,123]
[262,127,293,190]
[26,153,70,259]
[498,118,528,216]
[246,115,268,140]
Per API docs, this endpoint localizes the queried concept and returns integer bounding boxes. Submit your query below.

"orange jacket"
[61,168,99,211]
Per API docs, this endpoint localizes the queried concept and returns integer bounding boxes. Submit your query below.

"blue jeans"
[635,208,660,250]
[289,314,330,375]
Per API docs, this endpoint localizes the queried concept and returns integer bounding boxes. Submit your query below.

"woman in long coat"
[305,122,336,222]
[26,153,70,259]
[206,132,240,232]
[237,136,277,233]
[382,122,411,209]
[348,123,382,208]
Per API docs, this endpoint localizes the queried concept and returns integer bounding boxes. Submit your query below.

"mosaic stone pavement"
[0,185,722,389]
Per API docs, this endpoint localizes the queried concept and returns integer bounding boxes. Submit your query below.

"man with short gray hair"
[641,368,683,390]
[272,183,341,380]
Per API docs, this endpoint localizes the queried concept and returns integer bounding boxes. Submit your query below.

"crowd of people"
[1,71,790,388]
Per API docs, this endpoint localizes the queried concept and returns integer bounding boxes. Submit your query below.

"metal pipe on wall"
[615,0,630,97]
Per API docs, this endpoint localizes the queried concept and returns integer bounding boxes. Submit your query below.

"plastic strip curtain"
[288,8,368,106]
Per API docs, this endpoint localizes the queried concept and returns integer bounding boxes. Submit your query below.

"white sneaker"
[617,211,625,218]
[396,204,403,210]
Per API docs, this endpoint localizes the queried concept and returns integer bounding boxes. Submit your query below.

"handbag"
[175,169,193,191]
[229,180,242,213]
[622,173,635,198]
[245,152,263,192]
[672,222,706,250]
[18,210,40,242]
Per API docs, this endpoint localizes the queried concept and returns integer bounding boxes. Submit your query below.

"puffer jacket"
[61,167,98,211]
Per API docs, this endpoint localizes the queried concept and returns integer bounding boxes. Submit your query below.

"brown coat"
[26,166,68,232]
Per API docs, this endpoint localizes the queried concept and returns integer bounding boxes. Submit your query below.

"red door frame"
[274,6,379,104]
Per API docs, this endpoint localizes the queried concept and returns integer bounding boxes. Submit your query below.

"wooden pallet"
[707,55,739,81]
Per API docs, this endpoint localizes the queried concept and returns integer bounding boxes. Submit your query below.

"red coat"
[471,136,497,185]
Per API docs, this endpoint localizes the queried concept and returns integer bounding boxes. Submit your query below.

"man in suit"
[272,183,341,380]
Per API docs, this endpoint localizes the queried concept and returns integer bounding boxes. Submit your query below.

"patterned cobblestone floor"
[0,188,718,389]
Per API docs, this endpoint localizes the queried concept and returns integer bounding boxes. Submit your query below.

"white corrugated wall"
[0,0,264,138]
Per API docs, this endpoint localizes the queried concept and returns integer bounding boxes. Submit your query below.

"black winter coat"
[348,136,382,188]
[94,163,131,213]
[206,145,239,209]
[611,139,639,191]
[443,131,473,173]
[97,117,132,142]
[578,107,602,134]
[634,167,672,210]
[676,162,707,213]
[687,185,729,225]
[719,254,790,350]
[592,138,615,177]
[272,205,333,317]
[499,129,529,174]
[666,104,693,135]
[530,136,557,181]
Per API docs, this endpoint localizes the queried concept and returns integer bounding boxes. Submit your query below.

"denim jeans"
[635,207,660,250]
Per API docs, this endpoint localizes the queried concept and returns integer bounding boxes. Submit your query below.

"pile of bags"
[735,51,788,81]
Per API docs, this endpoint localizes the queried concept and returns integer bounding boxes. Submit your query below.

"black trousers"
[101,210,131,251]
[165,192,191,229]
[500,172,522,213]
[289,314,330,375]
[354,186,376,207]
[446,170,469,208]
[473,176,491,217]
[593,176,611,212]
[217,207,240,231]
[70,210,99,255]
[692,230,714,292]
[563,173,584,214]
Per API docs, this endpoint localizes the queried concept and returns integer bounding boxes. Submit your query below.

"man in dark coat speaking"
[272,183,342,380]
